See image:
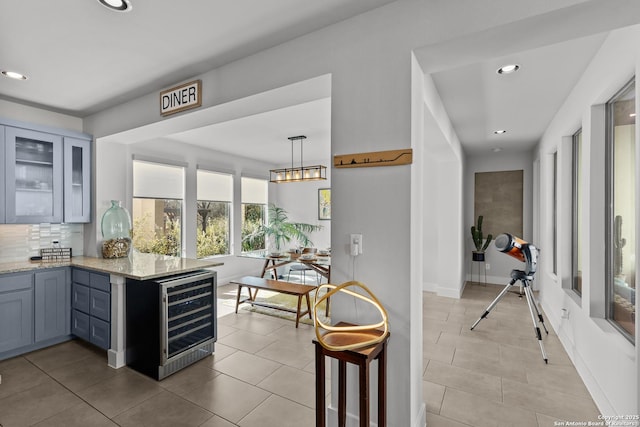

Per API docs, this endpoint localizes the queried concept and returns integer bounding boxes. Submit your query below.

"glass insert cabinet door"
[5,127,63,223]
[64,137,91,223]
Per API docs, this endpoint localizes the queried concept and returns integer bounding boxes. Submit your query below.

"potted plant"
[471,215,492,261]
[243,203,322,252]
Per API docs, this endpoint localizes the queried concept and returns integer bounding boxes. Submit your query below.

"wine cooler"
[125,270,216,380]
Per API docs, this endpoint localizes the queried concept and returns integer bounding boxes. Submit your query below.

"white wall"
[534,25,640,417]
[0,100,83,133]
[464,151,534,286]
[271,168,331,252]
[421,74,465,298]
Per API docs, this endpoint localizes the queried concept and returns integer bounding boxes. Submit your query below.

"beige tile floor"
[0,282,600,426]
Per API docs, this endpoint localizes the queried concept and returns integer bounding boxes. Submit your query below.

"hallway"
[424,282,601,426]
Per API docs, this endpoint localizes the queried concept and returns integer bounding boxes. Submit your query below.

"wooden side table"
[313,323,390,427]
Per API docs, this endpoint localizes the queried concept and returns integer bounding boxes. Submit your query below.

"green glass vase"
[101,200,132,258]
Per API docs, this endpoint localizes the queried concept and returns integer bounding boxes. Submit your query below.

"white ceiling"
[1,0,639,160]
[430,34,607,155]
[165,98,331,165]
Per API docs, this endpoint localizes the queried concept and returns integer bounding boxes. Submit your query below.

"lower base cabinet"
[0,268,70,359]
[71,268,110,350]
[0,274,33,353]
[35,269,70,343]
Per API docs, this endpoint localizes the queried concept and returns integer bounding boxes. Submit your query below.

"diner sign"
[160,80,202,116]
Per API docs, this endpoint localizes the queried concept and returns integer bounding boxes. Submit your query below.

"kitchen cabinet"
[63,137,91,223]
[35,269,70,343]
[71,268,111,350]
[0,273,33,353]
[5,126,63,223]
[1,119,91,224]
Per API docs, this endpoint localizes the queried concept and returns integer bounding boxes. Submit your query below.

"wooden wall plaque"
[334,148,412,168]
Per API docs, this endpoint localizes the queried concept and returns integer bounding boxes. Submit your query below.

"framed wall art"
[318,188,331,220]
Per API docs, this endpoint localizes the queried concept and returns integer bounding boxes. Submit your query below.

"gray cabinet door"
[72,282,90,313]
[0,290,33,353]
[34,269,70,342]
[4,126,63,223]
[71,310,90,341]
[90,288,110,322]
[90,317,110,350]
[63,137,91,223]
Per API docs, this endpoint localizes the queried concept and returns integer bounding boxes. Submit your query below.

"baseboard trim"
[415,402,427,427]
[539,300,616,416]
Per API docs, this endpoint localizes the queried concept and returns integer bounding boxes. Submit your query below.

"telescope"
[471,233,548,363]
[494,233,538,276]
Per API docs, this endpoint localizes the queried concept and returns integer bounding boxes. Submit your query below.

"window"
[606,79,636,342]
[572,129,583,295]
[196,170,232,258]
[241,177,267,252]
[553,151,558,275]
[132,160,184,257]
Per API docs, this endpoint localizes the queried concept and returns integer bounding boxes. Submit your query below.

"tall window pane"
[553,151,558,275]
[132,160,184,257]
[197,170,232,258]
[241,177,267,252]
[572,129,583,295]
[607,79,636,342]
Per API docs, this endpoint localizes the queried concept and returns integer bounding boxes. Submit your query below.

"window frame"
[605,77,636,343]
[196,169,233,258]
[132,159,185,257]
[240,177,268,253]
[571,128,583,296]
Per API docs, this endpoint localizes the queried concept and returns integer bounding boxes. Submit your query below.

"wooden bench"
[231,276,317,327]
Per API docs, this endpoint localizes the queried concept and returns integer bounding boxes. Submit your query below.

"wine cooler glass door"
[161,273,215,364]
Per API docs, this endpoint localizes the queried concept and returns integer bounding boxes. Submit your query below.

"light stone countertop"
[0,252,223,280]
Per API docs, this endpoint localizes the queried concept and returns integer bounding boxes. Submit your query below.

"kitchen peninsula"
[0,252,223,371]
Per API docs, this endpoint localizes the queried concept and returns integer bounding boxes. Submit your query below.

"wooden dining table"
[239,250,332,316]
[241,250,331,282]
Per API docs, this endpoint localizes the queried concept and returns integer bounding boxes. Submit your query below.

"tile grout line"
[20,353,120,425]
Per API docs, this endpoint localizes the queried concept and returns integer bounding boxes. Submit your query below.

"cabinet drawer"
[90,288,110,322]
[72,283,90,314]
[90,317,110,350]
[72,269,90,286]
[0,273,33,293]
[90,273,110,293]
[72,269,110,292]
[71,309,90,341]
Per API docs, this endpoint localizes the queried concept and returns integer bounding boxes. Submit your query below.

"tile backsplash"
[0,223,84,263]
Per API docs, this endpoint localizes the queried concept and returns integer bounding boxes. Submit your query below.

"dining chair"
[287,247,321,284]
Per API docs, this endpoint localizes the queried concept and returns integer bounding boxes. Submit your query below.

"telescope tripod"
[470,269,549,363]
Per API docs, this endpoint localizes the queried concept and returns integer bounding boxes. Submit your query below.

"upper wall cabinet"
[63,138,91,223]
[1,119,92,224]
[5,126,63,223]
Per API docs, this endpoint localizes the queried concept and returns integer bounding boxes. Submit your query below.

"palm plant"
[242,203,322,251]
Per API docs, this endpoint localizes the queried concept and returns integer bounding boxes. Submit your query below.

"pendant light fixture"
[269,135,327,183]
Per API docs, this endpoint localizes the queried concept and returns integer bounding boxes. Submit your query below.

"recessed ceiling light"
[630,113,637,118]
[497,64,520,75]
[494,130,506,135]
[492,148,503,153]
[98,0,132,12]
[1,70,27,80]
